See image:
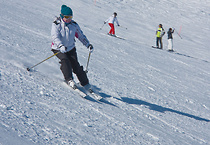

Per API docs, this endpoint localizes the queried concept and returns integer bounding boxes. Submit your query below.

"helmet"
[114,12,117,16]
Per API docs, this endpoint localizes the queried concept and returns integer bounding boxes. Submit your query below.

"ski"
[107,34,125,40]
[167,49,175,52]
[73,88,88,98]
[114,36,125,40]
[87,88,103,101]
[67,83,87,98]
[152,46,175,52]
[152,46,162,49]
[68,83,103,101]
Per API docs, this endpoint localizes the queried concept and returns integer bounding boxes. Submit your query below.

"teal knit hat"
[60,5,73,18]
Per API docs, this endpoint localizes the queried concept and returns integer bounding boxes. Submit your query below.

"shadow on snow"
[117,97,210,122]
[91,85,117,107]
[174,52,209,63]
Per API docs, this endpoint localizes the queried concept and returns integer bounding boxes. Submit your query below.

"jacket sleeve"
[51,19,63,48]
[161,29,165,37]
[105,17,109,23]
[75,23,90,48]
[115,17,119,26]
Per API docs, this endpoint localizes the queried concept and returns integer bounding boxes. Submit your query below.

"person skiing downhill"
[51,5,93,89]
[156,24,165,49]
[104,12,120,36]
[167,28,175,51]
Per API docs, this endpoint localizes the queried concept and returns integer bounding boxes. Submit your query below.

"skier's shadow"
[117,97,210,122]
[91,85,117,107]
[174,52,209,63]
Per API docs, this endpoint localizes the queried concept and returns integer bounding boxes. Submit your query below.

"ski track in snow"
[0,0,210,144]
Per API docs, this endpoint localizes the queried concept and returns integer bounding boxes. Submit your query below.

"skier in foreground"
[167,28,175,51]
[104,12,120,36]
[51,5,93,90]
[155,24,165,49]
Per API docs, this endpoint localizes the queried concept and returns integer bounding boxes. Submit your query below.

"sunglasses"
[61,14,73,19]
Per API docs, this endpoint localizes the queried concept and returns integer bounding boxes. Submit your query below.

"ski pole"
[100,23,105,30]
[119,25,127,30]
[27,52,60,71]
[176,31,182,39]
[85,51,91,73]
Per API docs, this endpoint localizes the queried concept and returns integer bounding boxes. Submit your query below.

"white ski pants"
[168,39,173,50]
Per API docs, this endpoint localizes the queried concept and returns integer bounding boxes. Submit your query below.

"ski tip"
[98,98,103,101]
[96,96,103,101]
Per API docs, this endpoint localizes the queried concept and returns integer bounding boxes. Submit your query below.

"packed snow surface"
[0,0,209,144]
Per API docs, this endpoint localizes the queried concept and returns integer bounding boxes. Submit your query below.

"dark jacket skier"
[167,28,175,51]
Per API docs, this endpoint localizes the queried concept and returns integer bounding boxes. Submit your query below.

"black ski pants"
[52,48,89,86]
[156,37,163,49]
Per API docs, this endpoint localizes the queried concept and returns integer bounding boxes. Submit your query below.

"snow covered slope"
[0,0,209,144]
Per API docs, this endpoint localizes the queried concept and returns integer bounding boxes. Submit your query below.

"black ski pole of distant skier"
[100,23,105,30]
[119,25,127,30]
[85,51,91,73]
[27,52,60,71]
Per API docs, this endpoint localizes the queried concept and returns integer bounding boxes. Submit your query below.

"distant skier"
[104,12,120,36]
[167,28,175,51]
[156,24,165,49]
[51,5,93,89]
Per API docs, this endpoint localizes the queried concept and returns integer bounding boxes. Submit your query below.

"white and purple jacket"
[51,17,90,52]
